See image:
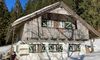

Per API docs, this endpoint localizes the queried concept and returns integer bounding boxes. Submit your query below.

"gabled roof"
[12,1,100,37]
[12,2,60,27]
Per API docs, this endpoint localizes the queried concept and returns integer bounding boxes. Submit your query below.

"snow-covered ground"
[84,51,100,60]
[0,39,100,60]
[68,38,100,60]
[0,41,22,54]
[0,45,11,59]
[0,45,11,54]
[68,51,100,60]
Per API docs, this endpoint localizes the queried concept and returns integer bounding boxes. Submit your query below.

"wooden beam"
[12,2,60,27]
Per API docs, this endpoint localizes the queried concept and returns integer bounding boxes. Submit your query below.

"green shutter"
[65,22,72,29]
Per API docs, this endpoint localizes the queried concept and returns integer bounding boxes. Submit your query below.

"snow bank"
[0,41,22,55]
[0,45,11,54]
[93,38,100,52]
[85,38,100,52]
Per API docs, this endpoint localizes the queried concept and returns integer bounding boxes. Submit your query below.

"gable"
[60,2,100,37]
[50,7,70,15]
[12,2,60,27]
[11,1,100,37]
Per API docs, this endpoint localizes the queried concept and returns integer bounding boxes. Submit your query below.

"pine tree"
[10,0,23,23]
[7,0,24,44]
[25,0,38,14]
[25,0,60,14]
[0,0,10,46]
[79,0,100,30]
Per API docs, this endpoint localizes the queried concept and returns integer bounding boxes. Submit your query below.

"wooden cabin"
[10,1,100,60]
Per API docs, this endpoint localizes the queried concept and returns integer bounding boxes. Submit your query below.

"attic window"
[65,16,77,29]
[59,21,65,28]
[42,19,53,27]
[42,13,77,29]
[42,19,47,27]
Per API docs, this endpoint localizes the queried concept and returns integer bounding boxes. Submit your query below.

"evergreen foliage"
[0,0,10,46]
[79,0,100,30]
[10,0,24,23]
[25,0,60,14]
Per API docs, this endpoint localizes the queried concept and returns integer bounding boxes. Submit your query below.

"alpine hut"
[10,1,100,60]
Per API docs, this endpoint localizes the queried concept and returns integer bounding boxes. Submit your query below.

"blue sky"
[5,0,28,11]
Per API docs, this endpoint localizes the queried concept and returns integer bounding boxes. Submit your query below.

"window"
[37,44,46,52]
[42,20,53,27]
[66,16,77,29]
[42,20,47,27]
[56,44,63,52]
[41,13,77,29]
[29,44,37,53]
[58,16,77,29]
[42,13,54,27]
[29,44,46,53]
[59,21,73,29]
[49,44,56,52]
[68,44,80,52]
[59,21,65,28]
[49,44,63,52]
[47,20,53,27]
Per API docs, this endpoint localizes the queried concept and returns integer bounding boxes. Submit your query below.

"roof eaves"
[12,2,60,27]
[61,2,100,37]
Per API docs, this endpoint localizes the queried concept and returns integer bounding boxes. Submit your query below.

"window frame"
[29,44,37,53]
[29,44,46,53]
[68,44,80,52]
[41,19,48,27]
[49,44,63,52]
[41,13,77,29]
[59,21,65,28]
[41,19,53,27]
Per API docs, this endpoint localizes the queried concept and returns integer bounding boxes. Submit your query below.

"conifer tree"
[10,0,23,23]
[25,0,60,14]
[79,0,100,30]
[25,0,37,14]
[0,0,10,46]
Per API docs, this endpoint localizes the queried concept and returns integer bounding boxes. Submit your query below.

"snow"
[68,51,100,60]
[85,38,100,52]
[0,45,11,54]
[84,52,100,60]
[1,39,100,60]
[68,38,100,60]
[0,41,22,55]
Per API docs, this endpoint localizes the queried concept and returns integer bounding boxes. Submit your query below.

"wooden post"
[37,17,40,39]
[90,38,94,53]
[10,27,15,60]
